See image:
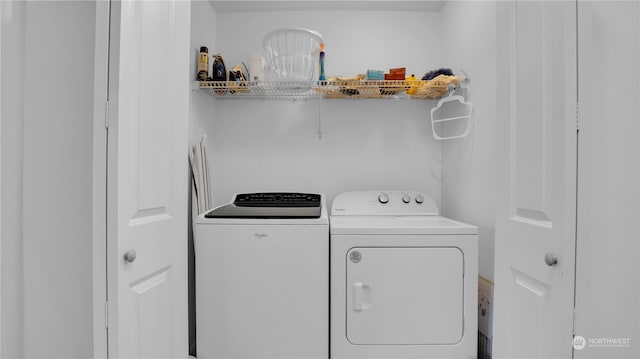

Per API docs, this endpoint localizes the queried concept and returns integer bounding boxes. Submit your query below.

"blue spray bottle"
[318,43,326,81]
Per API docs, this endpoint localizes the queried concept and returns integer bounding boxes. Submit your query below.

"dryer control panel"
[331,190,438,216]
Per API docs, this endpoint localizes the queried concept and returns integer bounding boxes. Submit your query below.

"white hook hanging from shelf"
[460,68,470,83]
[430,69,473,141]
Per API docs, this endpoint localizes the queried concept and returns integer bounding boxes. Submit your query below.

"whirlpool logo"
[254,232,268,239]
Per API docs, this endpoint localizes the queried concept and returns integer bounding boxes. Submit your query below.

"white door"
[346,247,464,345]
[493,1,577,358]
[106,1,190,357]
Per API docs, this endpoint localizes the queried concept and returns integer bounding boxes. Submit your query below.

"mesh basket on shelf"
[262,28,324,90]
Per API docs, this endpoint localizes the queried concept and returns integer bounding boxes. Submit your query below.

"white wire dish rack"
[262,28,324,85]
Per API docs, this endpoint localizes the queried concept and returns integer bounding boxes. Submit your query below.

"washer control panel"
[332,190,439,216]
[376,192,426,205]
[234,192,320,207]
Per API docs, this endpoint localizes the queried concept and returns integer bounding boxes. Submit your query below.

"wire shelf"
[197,80,440,100]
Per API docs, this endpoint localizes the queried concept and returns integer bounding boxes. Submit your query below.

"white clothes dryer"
[195,192,328,359]
[330,191,478,359]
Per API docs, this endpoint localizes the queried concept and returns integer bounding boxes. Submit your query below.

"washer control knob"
[415,195,424,204]
[402,195,411,204]
[378,193,389,204]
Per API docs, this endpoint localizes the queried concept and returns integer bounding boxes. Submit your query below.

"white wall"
[22,1,95,357]
[210,99,441,207]
[440,1,497,282]
[190,1,217,147]
[1,1,25,358]
[213,10,443,79]
[194,8,445,209]
[575,2,640,358]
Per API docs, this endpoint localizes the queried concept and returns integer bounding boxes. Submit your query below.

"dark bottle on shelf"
[197,46,208,81]
[212,54,227,81]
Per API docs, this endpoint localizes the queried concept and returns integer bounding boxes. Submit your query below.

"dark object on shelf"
[198,46,209,81]
[212,54,227,81]
[422,68,454,81]
[229,64,247,81]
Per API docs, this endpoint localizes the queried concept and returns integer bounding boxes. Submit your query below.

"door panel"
[506,268,550,358]
[513,1,548,222]
[512,1,556,227]
[107,0,190,357]
[346,247,464,345]
[122,0,173,223]
[130,267,173,358]
[494,1,577,358]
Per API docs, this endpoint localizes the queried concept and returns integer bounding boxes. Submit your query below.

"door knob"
[545,253,558,267]
[124,249,137,263]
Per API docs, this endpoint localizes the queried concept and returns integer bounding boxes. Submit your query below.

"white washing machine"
[330,191,478,359]
[195,192,328,359]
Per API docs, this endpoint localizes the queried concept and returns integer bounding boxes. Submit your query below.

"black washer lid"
[204,192,322,219]
[233,192,321,208]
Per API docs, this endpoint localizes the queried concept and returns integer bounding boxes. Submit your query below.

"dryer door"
[346,247,464,345]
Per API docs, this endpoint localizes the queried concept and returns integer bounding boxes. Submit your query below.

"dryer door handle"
[352,282,371,312]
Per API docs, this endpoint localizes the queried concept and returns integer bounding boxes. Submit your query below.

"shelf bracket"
[317,99,323,139]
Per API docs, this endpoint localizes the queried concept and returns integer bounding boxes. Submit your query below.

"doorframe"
[92,0,110,358]
[0,1,4,354]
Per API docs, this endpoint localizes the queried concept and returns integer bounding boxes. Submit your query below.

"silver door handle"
[124,249,137,263]
[545,253,558,266]
[352,282,371,312]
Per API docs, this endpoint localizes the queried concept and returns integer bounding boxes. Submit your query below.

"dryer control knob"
[378,193,389,204]
[415,195,424,204]
[402,195,411,203]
